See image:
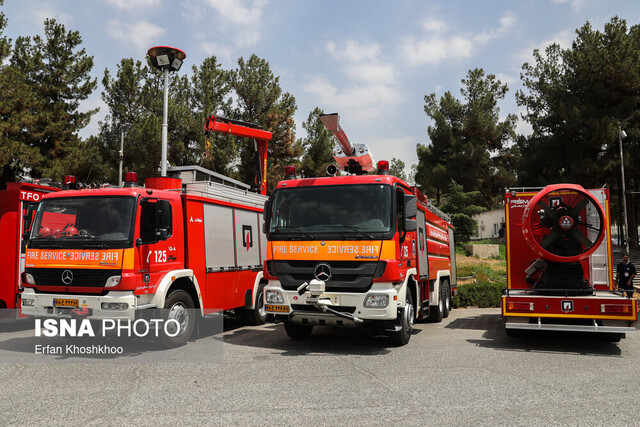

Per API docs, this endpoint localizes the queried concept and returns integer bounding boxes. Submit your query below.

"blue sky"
[3,0,640,176]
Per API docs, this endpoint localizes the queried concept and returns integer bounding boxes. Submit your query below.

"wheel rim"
[257,290,266,318]
[405,298,414,330]
[444,285,451,311]
[167,302,190,337]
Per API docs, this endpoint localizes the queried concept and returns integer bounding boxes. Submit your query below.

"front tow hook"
[70,307,90,318]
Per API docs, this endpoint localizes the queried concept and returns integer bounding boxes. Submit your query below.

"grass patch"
[454,252,506,308]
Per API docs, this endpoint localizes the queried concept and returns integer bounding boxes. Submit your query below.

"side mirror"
[403,194,417,232]
[263,198,272,234]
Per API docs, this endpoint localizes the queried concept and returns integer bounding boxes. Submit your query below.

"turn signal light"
[600,304,632,315]
[506,302,534,312]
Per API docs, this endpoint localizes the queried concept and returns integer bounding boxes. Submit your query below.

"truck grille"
[26,267,118,288]
[271,260,383,293]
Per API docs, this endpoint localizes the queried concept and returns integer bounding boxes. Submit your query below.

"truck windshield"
[269,184,392,237]
[29,196,136,249]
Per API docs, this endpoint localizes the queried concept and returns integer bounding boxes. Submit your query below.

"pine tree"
[5,19,97,182]
[298,107,334,178]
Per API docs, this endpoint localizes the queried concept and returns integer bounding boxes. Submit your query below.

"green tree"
[1,18,97,185]
[517,17,640,247]
[99,58,161,182]
[297,107,334,178]
[439,180,485,244]
[389,157,407,181]
[191,56,234,174]
[416,68,517,207]
[233,55,300,192]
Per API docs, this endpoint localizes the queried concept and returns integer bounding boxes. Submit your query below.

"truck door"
[139,198,184,291]
[416,208,429,279]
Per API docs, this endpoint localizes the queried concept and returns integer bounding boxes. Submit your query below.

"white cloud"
[203,0,267,46]
[199,41,233,63]
[401,12,517,66]
[105,0,161,10]
[494,72,517,86]
[516,29,574,65]
[29,1,74,27]
[303,74,401,124]
[105,20,165,52]
[550,0,587,12]
[422,17,448,33]
[324,40,396,85]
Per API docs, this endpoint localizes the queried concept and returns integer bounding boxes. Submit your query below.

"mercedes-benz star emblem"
[61,269,73,285]
[314,263,332,281]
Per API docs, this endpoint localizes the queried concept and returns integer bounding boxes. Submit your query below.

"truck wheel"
[283,320,313,339]
[243,283,267,325]
[161,289,196,348]
[442,279,451,319]
[390,289,414,346]
[428,282,444,323]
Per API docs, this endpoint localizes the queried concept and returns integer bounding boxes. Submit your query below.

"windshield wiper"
[322,224,376,240]
[82,243,110,249]
[274,225,315,240]
[35,237,62,249]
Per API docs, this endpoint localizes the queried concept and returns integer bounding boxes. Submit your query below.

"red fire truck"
[502,185,637,341]
[20,115,272,346]
[0,181,60,311]
[262,113,456,345]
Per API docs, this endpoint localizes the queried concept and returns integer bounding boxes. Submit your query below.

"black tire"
[283,320,313,339]
[390,288,414,346]
[442,279,451,319]
[428,281,444,323]
[243,283,267,325]
[160,289,196,348]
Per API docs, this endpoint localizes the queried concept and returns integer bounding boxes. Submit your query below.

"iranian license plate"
[53,298,79,308]
[265,304,289,313]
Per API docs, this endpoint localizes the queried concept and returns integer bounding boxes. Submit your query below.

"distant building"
[472,209,505,240]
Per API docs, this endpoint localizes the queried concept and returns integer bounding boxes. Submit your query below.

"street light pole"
[118,129,124,187]
[161,67,169,176]
[147,46,186,177]
[618,121,630,255]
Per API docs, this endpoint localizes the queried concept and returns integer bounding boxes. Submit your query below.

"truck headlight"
[22,298,35,307]
[104,275,122,288]
[101,302,129,310]
[22,272,35,285]
[265,290,284,304]
[364,294,389,308]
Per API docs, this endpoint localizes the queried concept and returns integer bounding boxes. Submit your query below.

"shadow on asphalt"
[446,313,623,357]
[216,317,398,356]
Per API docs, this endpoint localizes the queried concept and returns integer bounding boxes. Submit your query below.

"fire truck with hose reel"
[502,184,637,341]
[262,113,457,345]
[20,115,272,346]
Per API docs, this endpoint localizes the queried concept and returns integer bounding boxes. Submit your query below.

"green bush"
[453,282,503,308]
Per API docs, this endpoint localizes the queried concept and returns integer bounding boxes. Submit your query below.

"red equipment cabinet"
[502,185,637,340]
[20,116,272,346]
[0,182,59,310]
[262,113,456,345]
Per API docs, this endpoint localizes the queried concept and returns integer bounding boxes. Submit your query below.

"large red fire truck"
[0,181,60,311]
[20,115,272,346]
[502,185,637,341]
[262,113,456,345]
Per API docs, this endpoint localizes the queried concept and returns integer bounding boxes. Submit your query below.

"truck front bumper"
[20,288,137,320]
[264,281,400,326]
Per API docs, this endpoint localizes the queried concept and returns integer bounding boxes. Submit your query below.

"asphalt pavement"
[1,308,639,426]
